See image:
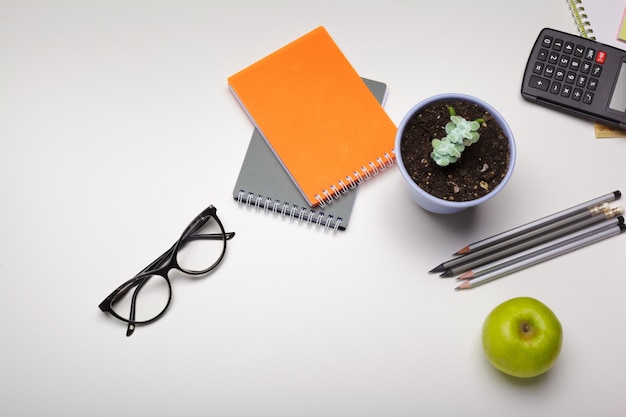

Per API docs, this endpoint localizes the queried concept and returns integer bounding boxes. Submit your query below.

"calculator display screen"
[609,62,626,113]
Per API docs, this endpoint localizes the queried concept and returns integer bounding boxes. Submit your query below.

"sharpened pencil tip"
[455,281,471,290]
[458,271,475,280]
[439,270,454,278]
[454,246,471,256]
[429,264,446,273]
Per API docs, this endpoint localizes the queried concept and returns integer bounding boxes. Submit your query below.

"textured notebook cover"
[233,78,388,231]
[228,26,396,207]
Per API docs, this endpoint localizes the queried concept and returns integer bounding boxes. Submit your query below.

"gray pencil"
[439,206,624,277]
[455,220,626,290]
[452,190,621,256]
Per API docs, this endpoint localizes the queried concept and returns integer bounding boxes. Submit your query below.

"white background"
[2,1,626,416]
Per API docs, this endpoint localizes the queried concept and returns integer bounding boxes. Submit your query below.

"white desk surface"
[2,1,626,416]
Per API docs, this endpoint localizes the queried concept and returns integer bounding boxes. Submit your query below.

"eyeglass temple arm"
[184,232,235,242]
[126,280,142,337]
[125,275,154,337]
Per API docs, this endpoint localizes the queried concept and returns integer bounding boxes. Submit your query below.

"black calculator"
[521,28,626,129]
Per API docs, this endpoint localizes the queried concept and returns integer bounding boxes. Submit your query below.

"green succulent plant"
[431,107,484,167]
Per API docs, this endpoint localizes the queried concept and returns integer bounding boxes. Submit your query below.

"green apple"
[481,297,563,378]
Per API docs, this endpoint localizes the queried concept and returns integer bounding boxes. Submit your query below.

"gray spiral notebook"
[232,78,388,230]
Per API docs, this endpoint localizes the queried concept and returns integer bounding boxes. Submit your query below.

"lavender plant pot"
[395,93,516,214]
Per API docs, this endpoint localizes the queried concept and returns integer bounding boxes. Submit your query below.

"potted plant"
[395,93,516,214]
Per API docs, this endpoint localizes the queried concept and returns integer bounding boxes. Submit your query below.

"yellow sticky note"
[619,7,626,42]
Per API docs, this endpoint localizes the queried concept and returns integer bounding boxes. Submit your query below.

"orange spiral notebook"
[228,26,396,207]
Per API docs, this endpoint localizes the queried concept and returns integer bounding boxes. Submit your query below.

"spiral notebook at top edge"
[232,78,388,231]
[566,0,626,48]
[567,0,596,40]
[228,26,397,208]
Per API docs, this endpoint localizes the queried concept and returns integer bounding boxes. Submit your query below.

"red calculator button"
[596,51,607,64]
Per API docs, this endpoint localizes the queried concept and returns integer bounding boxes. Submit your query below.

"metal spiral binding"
[236,190,342,231]
[315,150,395,207]
[567,0,595,40]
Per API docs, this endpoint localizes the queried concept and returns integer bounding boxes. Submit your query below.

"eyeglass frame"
[98,205,235,336]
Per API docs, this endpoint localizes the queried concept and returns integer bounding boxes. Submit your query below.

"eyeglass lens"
[110,275,171,323]
[176,217,227,274]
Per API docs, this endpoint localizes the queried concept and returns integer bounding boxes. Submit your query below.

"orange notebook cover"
[228,26,396,207]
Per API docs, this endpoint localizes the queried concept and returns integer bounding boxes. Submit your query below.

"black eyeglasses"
[99,205,235,336]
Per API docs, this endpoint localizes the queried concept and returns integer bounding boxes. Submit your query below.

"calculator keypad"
[528,34,605,105]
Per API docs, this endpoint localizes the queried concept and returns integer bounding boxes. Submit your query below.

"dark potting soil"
[399,99,511,202]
